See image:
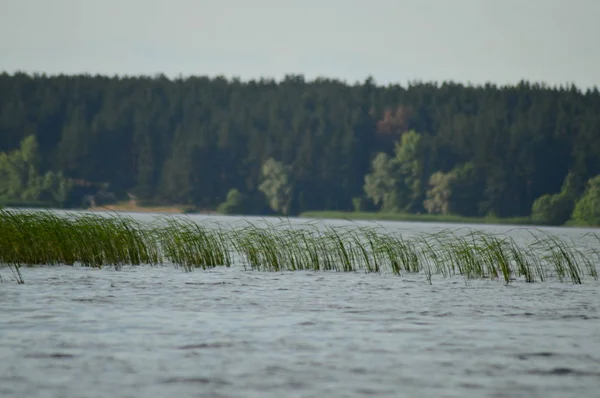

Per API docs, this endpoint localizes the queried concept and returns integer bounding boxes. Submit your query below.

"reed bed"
[1,209,598,285]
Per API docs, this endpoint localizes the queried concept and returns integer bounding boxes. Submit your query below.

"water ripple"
[1,264,599,398]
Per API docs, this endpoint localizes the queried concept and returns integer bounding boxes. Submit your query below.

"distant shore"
[298,211,595,228]
[299,211,538,226]
[87,201,211,215]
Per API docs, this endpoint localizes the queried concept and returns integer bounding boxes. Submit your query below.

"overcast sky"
[1,0,598,88]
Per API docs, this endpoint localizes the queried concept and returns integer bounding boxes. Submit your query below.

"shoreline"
[87,201,215,215]
[297,211,593,228]
[88,204,186,214]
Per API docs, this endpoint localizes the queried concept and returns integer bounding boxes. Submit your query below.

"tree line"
[0,72,599,225]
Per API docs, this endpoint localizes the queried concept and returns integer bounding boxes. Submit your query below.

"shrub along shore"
[0,209,598,285]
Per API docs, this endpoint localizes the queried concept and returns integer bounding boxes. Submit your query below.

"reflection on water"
[1,216,599,398]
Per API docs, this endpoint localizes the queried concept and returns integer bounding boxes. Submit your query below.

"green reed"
[0,209,158,270]
[155,216,230,271]
[1,209,598,285]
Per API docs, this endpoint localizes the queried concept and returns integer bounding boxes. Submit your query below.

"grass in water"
[0,209,598,285]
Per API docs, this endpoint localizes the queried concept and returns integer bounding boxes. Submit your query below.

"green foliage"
[394,130,425,212]
[364,130,426,212]
[560,172,583,201]
[571,175,600,226]
[217,188,250,215]
[531,172,580,225]
[423,171,452,215]
[531,194,572,225]
[258,158,294,216]
[364,153,400,211]
[0,135,72,207]
[352,196,365,212]
[424,162,480,216]
[19,135,40,167]
[0,74,599,219]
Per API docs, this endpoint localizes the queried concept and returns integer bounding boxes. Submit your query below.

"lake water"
[1,213,600,398]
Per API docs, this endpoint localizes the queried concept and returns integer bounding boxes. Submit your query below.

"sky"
[1,0,599,88]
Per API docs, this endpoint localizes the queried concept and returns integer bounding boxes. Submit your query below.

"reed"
[0,209,598,285]
[154,216,231,271]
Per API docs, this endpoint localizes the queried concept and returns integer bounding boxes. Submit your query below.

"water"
[1,214,600,398]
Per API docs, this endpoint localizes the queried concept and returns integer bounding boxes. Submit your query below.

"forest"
[0,72,599,225]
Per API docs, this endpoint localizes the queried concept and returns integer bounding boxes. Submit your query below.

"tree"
[0,149,26,199]
[446,162,480,217]
[423,162,480,216]
[364,130,425,212]
[19,134,40,167]
[531,172,581,225]
[363,153,401,211]
[531,194,572,225]
[217,188,250,215]
[0,73,599,217]
[0,135,72,206]
[571,175,600,226]
[258,158,294,216]
[423,171,452,215]
[394,130,425,212]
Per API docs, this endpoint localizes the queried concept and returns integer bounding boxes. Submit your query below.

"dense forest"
[0,72,599,225]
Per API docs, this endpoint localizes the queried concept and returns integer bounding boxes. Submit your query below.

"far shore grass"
[298,210,541,226]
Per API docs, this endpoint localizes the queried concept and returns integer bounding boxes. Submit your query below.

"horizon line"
[2,69,597,92]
